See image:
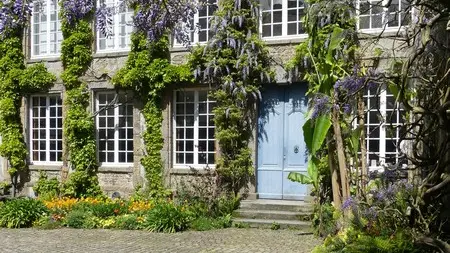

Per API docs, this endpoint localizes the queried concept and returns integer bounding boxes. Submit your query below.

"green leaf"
[326,26,344,64]
[288,172,313,184]
[303,115,331,157]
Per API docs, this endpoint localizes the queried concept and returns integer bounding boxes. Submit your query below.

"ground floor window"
[173,90,216,167]
[364,87,405,167]
[96,92,134,165]
[30,94,63,163]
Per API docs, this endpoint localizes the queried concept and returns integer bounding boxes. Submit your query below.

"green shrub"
[189,215,232,231]
[313,228,423,253]
[0,198,48,228]
[71,200,128,218]
[33,215,62,230]
[114,214,142,230]
[65,209,95,228]
[0,181,11,195]
[142,202,192,233]
[33,171,60,200]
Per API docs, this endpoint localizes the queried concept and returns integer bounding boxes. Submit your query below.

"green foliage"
[0,181,11,195]
[71,200,128,218]
[113,214,142,230]
[59,7,101,197]
[313,228,422,253]
[0,36,55,177]
[65,209,95,228]
[312,202,338,237]
[33,171,61,200]
[0,198,49,228]
[141,201,192,233]
[113,32,192,196]
[176,168,241,218]
[271,222,281,230]
[189,215,232,231]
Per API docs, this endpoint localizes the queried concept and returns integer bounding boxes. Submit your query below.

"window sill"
[93,51,130,59]
[28,56,61,63]
[358,27,407,38]
[98,165,133,173]
[29,164,63,171]
[170,166,216,175]
[262,35,308,45]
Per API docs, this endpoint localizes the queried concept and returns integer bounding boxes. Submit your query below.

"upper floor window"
[96,92,134,165]
[97,0,133,52]
[364,87,406,167]
[173,90,216,167]
[30,94,63,163]
[357,0,411,31]
[174,0,217,46]
[31,0,63,58]
[261,0,306,38]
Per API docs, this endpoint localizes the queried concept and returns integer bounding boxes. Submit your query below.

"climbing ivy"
[189,0,274,195]
[113,32,192,197]
[0,0,55,190]
[59,0,101,197]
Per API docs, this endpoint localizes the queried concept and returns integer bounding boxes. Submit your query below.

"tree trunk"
[358,95,368,195]
[332,106,350,202]
[327,134,342,208]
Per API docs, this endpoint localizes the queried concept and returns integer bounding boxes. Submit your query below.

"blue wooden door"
[257,85,308,200]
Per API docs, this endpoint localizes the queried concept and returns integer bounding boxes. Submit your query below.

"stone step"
[234,209,312,221]
[239,200,313,213]
[232,218,312,231]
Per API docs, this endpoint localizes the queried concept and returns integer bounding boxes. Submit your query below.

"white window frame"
[96,0,133,53]
[29,93,63,165]
[364,87,405,169]
[172,89,216,169]
[95,91,134,166]
[356,0,413,33]
[260,0,307,41]
[30,0,63,59]
[173,0,218,47]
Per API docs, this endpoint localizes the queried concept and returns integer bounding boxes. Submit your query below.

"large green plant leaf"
[288,172,312,185]
[326,26,344,64]
[303,114,332,156]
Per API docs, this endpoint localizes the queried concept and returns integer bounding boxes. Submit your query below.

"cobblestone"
[0,228,320,253]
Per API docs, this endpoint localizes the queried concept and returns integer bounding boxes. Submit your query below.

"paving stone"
[0,228,320,253]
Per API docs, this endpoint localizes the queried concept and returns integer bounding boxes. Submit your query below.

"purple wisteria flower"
[129,0,198,45]
[0,0,32,36]
[61,0,94,24]
[342,196,357,210]
[311,95,331,119]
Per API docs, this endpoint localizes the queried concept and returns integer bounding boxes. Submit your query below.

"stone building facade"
[0,0,411,200]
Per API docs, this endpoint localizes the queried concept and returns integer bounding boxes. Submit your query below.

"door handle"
[294,145,299,154]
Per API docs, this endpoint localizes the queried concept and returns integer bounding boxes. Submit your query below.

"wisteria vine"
[189,0,274,194]
[95,0,198,46]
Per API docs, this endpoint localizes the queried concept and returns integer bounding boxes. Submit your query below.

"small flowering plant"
[342,179,416,236]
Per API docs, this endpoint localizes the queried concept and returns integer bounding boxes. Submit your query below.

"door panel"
[257,87,284,199]
[257,85,308,200]
[282,85,308,200]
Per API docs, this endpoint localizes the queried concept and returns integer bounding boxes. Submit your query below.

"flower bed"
[0,195,234,232]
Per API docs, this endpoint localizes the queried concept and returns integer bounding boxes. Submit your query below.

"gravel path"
[0,228,320,253]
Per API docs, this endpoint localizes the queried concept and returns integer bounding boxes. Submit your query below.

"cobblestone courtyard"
[0,228,319,253]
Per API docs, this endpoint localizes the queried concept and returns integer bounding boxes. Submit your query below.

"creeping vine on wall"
[189,0,274,195]
[59,0,101,197]
[113,31,192,197]
[0,0,56,190]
